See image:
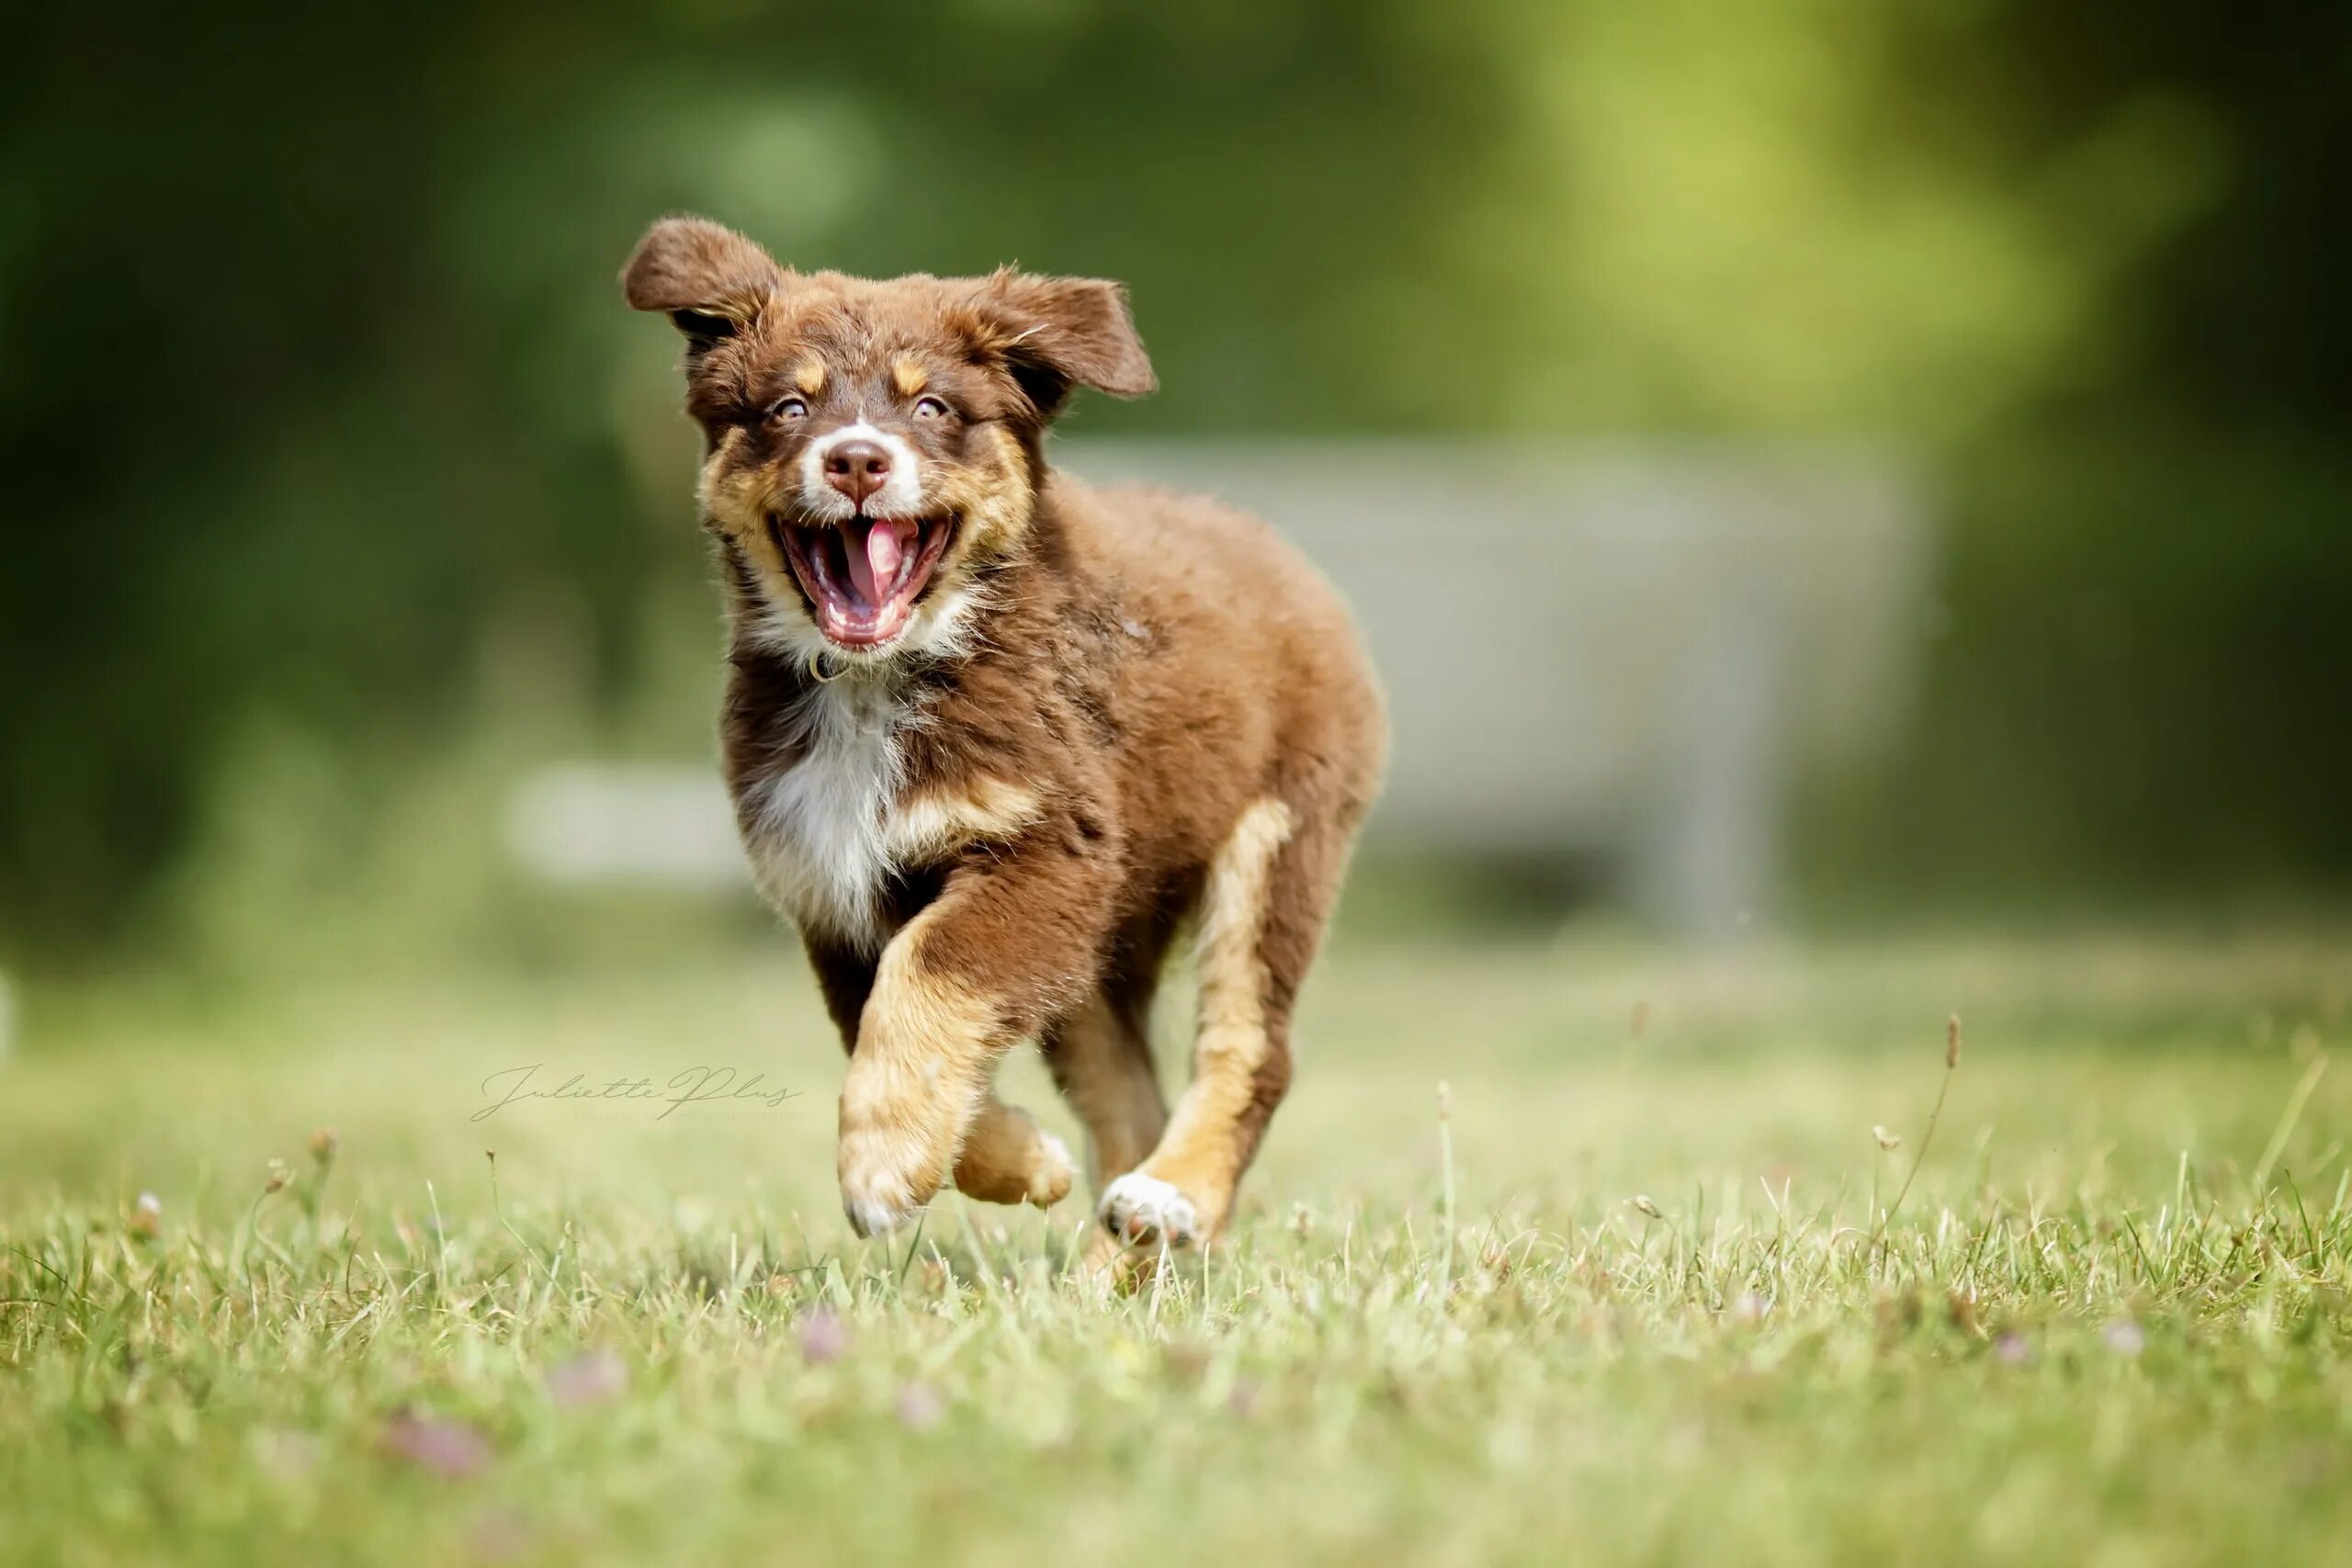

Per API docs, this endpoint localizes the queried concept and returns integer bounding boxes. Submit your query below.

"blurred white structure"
[512,442,1931,935]
[506,762,744,889]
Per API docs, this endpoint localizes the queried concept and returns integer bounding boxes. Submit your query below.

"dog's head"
[624,216,1154,663]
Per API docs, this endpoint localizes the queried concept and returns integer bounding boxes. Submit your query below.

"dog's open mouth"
[774,513,956,649]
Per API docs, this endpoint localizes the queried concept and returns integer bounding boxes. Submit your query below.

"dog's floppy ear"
[972,270,1157,415]
[621,217,785,345]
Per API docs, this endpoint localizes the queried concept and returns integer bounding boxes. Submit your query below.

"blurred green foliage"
[3,1,2346,964]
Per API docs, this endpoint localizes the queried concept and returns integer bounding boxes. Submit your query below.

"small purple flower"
[1226,1379,1261,1418]
[379,1412,492,1479]
[797,1308,850,1365]
[1993,1332,2030,1365]
[893,1382,944,1430]
[2101,1320,2146,1358]
[545,1348,628,1408]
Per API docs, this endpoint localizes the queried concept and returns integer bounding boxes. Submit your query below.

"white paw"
[1099,1171,1199,1248]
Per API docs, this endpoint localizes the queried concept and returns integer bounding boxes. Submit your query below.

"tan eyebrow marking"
[890,357,929,398]
[794,358,827,396]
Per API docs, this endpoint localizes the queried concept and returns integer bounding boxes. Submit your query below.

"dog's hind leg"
[1042,896,1181,1195]
[1043,988,1167,1195]
[1099,795,1347,1249]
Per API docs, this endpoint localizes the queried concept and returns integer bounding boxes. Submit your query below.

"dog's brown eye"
[912,395,950,420]
[769,396,808,423]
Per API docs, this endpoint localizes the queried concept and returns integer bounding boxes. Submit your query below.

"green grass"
[3,930,2348,1567]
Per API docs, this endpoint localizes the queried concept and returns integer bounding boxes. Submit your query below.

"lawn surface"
[3,930,2348,1566]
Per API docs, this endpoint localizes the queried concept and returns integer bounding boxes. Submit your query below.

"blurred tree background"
[3,0,2346,972]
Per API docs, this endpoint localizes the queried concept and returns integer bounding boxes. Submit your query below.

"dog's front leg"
[837,844,1107,1236]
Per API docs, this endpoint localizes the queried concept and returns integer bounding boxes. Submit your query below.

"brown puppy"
[623,217,1385,1255]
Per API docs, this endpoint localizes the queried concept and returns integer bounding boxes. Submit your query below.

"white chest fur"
[740,679,909,953]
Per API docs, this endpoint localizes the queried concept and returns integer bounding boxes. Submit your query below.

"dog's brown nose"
[823,439,891,507]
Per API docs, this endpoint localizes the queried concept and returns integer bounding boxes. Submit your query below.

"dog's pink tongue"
[842,519,921,617]
[866,520,907,592]
[843,523,884,608]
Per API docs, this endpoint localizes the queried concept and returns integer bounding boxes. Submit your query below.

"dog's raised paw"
[1099,1171,1198,1248]
[1029,1133,1076,1208]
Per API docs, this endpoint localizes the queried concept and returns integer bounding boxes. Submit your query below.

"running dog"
[623,217,1385,1258]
